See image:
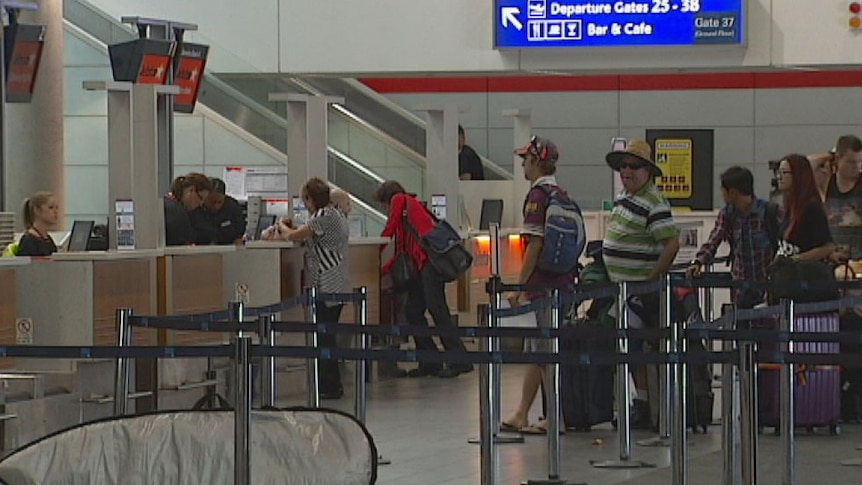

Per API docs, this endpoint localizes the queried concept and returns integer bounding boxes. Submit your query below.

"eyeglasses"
[778,170,793,176]
[620,161,648,170]
[527,135,545,159]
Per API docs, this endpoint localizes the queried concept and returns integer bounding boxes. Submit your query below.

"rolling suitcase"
[560,319,615,431]
[758,312,842,435]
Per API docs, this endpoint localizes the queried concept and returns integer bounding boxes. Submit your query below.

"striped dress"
[603,182,679,282]
[305,207,350,303]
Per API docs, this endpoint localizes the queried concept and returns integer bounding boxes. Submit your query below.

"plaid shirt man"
[694,198,778,307]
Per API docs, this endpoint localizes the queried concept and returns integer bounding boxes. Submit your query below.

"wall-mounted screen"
[495,0,744,48]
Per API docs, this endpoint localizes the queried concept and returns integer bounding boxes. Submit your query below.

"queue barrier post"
[780,298,796,485]
[258,313,276,408]
[306,287,320,408]
[113,308,133,416]
[233,333,253,485]
[354,286,369,423]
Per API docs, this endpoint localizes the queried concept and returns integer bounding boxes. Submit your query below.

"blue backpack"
[532,184,586,276]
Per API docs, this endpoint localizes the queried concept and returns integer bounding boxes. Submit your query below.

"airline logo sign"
[136,54,171,84]
[173,43,209,114]
[494,0,744,48]
[7,41,43,101]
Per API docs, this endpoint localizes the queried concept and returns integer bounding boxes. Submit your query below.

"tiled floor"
[305,365,862,485]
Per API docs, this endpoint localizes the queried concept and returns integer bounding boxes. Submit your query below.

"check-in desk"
[462,230,527,324]
[15,251,159,372]
[0,258,30,370]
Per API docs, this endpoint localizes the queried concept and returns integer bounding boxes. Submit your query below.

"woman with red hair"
[776,154,835,260]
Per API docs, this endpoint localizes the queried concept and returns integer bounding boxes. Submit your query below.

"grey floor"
[309,365,862,485]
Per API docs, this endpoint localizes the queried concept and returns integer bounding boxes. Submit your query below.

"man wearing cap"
[604,139,680,427]
[502,135,577,434]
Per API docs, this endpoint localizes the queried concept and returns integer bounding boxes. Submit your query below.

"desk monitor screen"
[68,220,94,252]
[256,215,276,239]
[479,199,504,231]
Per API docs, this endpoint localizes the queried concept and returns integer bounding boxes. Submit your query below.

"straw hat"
[606,139,662,177]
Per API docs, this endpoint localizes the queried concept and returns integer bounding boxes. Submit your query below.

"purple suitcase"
[758,312,842,434]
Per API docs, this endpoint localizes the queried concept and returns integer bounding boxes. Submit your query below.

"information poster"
[646,129,714,210]
[654,139,693,198]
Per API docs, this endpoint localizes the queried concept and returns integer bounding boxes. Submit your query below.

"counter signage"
[654,138,693,198]
[494,0,744,48]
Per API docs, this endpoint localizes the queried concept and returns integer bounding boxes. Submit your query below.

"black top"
[458,145,485,180]
[18,232,57,257]
[824,175,862,259]
[780,200,832,255]
[190,196,246,245]
[164,195,194,246]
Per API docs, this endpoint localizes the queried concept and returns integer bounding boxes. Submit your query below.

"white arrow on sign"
[502,7,523,31]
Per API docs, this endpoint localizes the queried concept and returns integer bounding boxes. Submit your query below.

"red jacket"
[381,194,435,273]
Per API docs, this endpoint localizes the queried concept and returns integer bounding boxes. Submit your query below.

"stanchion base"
[467,431,526,444]
[590,459,656,469]
[378,455,392,466]
[521,479,585,485]
[636,436,671,447]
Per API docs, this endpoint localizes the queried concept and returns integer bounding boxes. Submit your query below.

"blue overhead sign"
[494,0,744,48]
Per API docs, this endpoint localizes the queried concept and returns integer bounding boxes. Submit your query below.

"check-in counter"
[0,258,31,369]
[15,251,160,372]
[158,245,236,345]
[462,229,527,324]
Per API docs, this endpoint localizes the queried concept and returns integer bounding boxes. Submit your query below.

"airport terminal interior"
[1,0,862,483]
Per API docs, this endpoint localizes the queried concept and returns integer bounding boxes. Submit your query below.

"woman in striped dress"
[270,178,350,399]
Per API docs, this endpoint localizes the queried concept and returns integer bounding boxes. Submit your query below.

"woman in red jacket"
[374,181,473,378]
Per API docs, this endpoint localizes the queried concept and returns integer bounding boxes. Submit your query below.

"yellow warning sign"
[654,139,693,198]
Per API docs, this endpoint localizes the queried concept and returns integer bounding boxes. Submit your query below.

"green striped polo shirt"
[603,182,679,282]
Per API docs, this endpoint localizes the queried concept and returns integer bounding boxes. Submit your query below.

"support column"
[3,0,63,219]
[414,104,462,228]
[502,109,532,215]
[83,81,179,249]
[121,17,198,197]
[269,93,342,214]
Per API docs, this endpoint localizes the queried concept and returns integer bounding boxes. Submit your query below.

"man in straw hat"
[603,139,680,428]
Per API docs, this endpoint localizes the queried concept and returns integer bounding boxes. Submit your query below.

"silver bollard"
[722,304,741,485]
[113,308,133,416]
[258,313,276,408]
[480,304,495,485]
[230,301,246,335]
[780,299,796,485]
[593,281,653,469]
[639,274,674,448]
[354,287,368,422]
[671,311,688,485]
[306,287,320,408]
[738,325,758,485]
[547,288,562,480]
[234,334,253,485]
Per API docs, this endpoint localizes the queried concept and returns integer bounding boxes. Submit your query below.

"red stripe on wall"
[359,70,862,93]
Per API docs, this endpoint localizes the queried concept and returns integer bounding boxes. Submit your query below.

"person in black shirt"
[193,178,246,245]
[458,124,485,180]
[17,191,59,257]
[164,173,212,246]
[775,154,834,260]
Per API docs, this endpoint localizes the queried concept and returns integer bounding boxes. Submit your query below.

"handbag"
[403,206,473,283]
[389,217,416,292]
[767,256,838,304]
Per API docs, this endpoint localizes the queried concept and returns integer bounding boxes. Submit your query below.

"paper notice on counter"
[223,166,247,200]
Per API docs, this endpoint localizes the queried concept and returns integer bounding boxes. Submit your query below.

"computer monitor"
[479,199,504,230]
[255,215,276,239]
[68,220,94,252]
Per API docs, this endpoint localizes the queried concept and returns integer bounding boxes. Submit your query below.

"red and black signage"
[173,43,209,113]
[3,24,45,103]
[108,39,176,85]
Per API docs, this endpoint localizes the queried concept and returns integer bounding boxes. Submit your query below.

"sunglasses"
[527,135,548,160]
[620,161,648,170]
